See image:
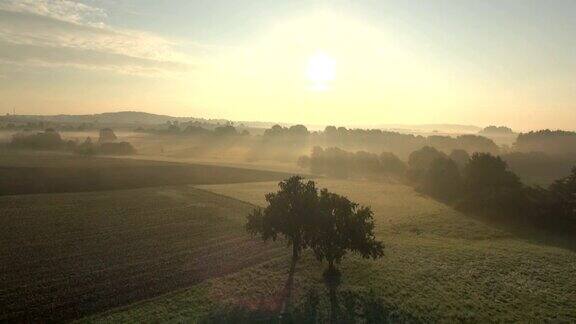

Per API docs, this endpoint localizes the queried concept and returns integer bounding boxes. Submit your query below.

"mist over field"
[2,1,576,322]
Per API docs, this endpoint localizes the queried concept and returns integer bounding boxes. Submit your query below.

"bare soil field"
[0,150,291,196]
[0,186,287,322]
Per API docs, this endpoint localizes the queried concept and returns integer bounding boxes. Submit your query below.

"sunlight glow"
[306,51,336,91]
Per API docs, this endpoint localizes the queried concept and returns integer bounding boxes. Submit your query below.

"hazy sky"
[1,0,575,130]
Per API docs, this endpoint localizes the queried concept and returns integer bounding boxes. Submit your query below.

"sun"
[306,51,336,91]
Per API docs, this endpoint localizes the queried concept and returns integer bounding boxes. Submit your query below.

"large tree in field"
[312,189,384,278]
[246,176,319,263]
[311,189,384,323]
[245,176,319,311]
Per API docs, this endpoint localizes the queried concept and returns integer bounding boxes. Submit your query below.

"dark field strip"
[0,153,290,196]
[0,186,287,322]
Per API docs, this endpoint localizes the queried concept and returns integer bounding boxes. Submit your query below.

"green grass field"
[80,179,576,322]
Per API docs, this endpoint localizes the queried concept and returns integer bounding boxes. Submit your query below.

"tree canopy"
[245,176,319,261]
[311,189,384,277]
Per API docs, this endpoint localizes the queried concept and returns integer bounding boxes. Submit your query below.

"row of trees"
[10,129,67,150]
[298,147,406,179]
[514,129,576,155]
[136,122,250,137]
[411,147,576,234]
[75,138,137,156]
[262,124,500,158]
[297,144,576,235]
[245,176,384,322]
[9,129,136,156]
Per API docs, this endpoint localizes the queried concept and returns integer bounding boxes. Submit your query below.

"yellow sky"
[1,3,575,131]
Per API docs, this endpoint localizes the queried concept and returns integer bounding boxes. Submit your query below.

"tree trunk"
[280,241,299,316]
[328,261,338,324]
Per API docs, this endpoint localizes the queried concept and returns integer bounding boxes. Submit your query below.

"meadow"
[82,180,576,322]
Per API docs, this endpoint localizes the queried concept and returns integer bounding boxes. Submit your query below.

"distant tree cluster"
[0,120,97,132]
[10,129,67,150]
[75,137,136,156]
[408,148,576,234]
[98,128,117,143]
[298,146,406,179]
[9,129,137,156]
[427,134,499,155]
[136,121,250,137]
[514,130,576,155]
[298,143,576,235]
[479,125,514,135]
[501,151,576,185]
[263,124,310,138]
[320,126,499,157]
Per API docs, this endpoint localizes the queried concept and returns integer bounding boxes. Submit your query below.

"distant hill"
[1,111,485,133]
[0,111,230,126]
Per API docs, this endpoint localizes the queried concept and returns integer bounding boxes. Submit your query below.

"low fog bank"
[2,115,576,185]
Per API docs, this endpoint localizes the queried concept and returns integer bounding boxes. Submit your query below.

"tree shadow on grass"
[456,206,576,253]
[200,287,422,323]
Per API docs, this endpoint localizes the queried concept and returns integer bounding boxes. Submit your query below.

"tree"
[407,146,447,183]
[10,129,65,150]
[379,152,406,176]
[460,153,526,215]
[312,189,384,276]
[455,134,499,155]
[76,137,96,156]
[420,157,463,202]
[310,189,384,323]
[545,167,576,232]
[245,176,319,310]
[246,176,318,262]
[98,128,117,143]
[449,149,470,170]
[213,125,237,136]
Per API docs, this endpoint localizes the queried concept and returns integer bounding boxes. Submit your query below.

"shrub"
[10,129,64,150]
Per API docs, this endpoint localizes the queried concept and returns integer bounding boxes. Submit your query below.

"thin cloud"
[0,0,200,76]
[0,0,107,26]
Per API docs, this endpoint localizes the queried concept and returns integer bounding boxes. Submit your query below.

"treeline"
[411,147,576,234]
[0,121,98,132]
[479,125,514,135]
[135,121,250,136]
[9,129,136,156]
[263,124,576,160]
[297,147,406,179]
[298,145,576,235]
[514,129,576,155]
[322,126,500,156]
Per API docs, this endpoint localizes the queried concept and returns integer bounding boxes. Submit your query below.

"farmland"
[83,180,576,322]
[0,150,291,196]
[1,149,575,322]
[0,185,287,321]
